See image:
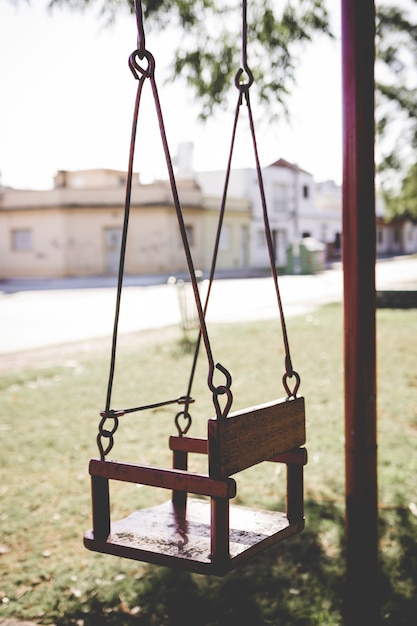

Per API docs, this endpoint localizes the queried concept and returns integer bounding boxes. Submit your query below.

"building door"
[104,228,122,274]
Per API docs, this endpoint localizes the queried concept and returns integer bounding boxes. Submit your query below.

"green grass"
[0,303,416,625]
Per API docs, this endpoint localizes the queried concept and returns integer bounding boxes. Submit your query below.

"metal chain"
[137,14,233,420]
[97,0,235,457]
[181,77,245,422]
[184,0,301,403]
[237,0,300,398]
[183,0,301,403]
[160,0,301,417]
[97,38,150,459]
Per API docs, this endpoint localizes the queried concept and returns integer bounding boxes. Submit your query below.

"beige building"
[0,169,251,279]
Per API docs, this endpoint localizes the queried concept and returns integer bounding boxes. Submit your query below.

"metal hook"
[216,362,232,388]
[213,385,233,420]
[129,49,155,80]
[129,0,154,82]
[282,371,301,399]
[97,412,119,459]
[234,65,254,91]
[235,0,254,92]
[175,410,192,437]
[211,363,233,419]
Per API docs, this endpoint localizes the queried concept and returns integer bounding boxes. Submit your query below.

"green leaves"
[44,0,417,218]
[47,0,331,120]
[376,2,417,212]
[170,0,331,120]
[384,161,417,220]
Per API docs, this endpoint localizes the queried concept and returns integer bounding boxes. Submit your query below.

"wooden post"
[91,475,110,540]
[286,462,304,524]
[210,497,230,566]
[342,1,378,624]
[172,448,188,509]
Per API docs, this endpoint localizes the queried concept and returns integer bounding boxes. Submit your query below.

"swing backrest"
[208,395,305,479]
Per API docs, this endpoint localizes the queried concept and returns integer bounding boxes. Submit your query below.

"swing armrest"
[169,435,208,455]
[269,447,308,465]
[89,459,236,499]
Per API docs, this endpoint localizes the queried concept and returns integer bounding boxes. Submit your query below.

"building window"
[272,183,287,213]
[302,185,309,199]
[12,229,32,251]
[377,229,383,245]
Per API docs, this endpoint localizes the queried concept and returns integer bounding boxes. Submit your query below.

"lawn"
[0,303,416,625]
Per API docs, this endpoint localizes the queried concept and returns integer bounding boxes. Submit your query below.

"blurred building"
[198,160,344,268]
[0,168,250,278]
[1,155,416,279]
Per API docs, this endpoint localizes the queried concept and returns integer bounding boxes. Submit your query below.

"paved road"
[0,256,416,355]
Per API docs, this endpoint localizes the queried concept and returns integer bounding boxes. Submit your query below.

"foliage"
[376,1,417,209]
[46,0,331,121]
[42,0,417,218]
[383,161,417,220]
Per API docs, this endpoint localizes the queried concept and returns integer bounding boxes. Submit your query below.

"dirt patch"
[0,326,179,374]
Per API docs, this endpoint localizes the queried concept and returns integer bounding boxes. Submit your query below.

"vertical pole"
[342,1,378,624]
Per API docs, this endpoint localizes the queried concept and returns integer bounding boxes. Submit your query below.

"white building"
[197,158,340,269]
[198,159,315,269]
[308,179,342,259]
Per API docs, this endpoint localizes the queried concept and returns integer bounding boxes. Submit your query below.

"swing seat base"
[84,498,304,576]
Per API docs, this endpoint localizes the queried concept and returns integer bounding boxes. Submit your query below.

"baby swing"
[84,0,307,576]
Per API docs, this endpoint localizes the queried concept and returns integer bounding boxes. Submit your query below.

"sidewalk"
[0,267,273,295]
[0,255,416,358]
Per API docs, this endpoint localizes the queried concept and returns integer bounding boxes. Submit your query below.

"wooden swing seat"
[84,395,307,576]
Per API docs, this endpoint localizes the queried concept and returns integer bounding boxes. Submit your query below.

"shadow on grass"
[60,500,417,626]
[378,504,417,625]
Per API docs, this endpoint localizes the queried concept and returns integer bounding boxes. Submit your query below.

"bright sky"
[0,2,342,190]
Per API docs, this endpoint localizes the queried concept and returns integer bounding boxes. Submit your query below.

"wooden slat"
[208,396,306,478]
[169,435,208,455]
[89,459,236,499]
[270,447,308,465]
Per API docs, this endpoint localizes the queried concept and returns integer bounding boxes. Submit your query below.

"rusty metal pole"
[342,1,378,625]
